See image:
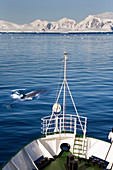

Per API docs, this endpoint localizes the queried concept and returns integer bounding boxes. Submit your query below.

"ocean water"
[0,33,113,167]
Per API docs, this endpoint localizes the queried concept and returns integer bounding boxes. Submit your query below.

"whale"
[4,89,48,109]
[20,89,47,99]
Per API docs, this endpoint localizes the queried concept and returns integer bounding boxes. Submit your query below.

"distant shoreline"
[0,32,113,35]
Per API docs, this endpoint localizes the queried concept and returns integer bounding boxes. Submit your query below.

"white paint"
[25,140,44,161]
[11,149,37,170]
[38,139,53,158]
[87,137,110,160]
[2,161,19,170]
[41,133,75,155]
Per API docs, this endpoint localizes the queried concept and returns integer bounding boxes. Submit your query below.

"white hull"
[2,133,113,170]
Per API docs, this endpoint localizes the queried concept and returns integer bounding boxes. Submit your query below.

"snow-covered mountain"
[0,20,35,32]
[0,12,113,33]
[0,18,76,33]
[30,18,76,32]
[75,12,113,32]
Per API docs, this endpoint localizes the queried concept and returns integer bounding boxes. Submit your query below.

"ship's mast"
[45,52,85,135]
[63,52,67,131]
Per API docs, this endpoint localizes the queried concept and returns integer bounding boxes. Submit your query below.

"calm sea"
[0,33,113,167]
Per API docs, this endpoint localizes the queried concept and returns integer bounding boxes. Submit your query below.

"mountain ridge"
[0,12,113,33]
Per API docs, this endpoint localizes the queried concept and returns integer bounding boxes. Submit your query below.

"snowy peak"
[57,18,76,29]
[0,12,113,32]
[57,18,76,25]
[0,20,33,32]
[76,12,113,32]
[94,12,113,20]
[30,18,76,31]
[30,19,48,27]
[0,20,21,30]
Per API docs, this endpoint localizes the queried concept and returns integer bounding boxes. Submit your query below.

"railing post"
[46,119,47,135]
[70,115,72,132]
[82,117,87,156]
[42,119,44,134]
[60,118,61,133]
[83,117,87,140]
[74,118,76,135]
[54,115,59,132]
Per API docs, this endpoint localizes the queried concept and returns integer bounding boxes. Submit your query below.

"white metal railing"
[41,114,87,136]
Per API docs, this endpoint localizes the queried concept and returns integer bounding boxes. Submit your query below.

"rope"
[55,60,64,103]
[66,82,84,132]
[48,60,64,134]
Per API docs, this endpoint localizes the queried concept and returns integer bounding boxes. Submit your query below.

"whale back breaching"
[4,89,48,109]
[20,90,45,99]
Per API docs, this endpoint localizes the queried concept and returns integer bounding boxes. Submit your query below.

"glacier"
[0,12,113,33]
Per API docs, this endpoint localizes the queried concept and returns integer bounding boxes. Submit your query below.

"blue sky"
[0,0,113,24]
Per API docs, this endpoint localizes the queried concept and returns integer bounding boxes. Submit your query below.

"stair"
[73,137,87,158]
